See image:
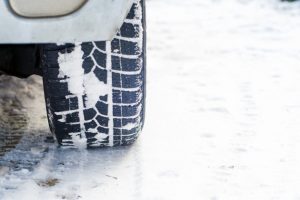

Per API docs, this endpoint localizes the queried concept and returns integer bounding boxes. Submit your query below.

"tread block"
[113,105,140,117]
[111,56,142,71]
[96,101,108,115]
[96,115,109,127]
[82,56,95,74]
[83,108,97,120]
[120,23,140,38]
[84,120,98,130]
[113,90,142,104]
[92,49,106,68]
[94,67,107,84]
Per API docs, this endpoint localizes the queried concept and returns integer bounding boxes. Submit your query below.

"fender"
[0,0,135,44]
[9,0,87,18]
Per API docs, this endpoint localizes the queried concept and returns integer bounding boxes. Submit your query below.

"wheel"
[41,0,146,148]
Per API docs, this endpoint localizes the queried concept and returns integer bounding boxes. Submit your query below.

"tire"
[41,0,146,148]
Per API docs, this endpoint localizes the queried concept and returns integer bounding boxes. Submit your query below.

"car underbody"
[0,45,41,78]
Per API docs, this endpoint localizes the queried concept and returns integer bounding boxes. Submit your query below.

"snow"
[57,43,87,146]
[83,72,109,108]
[1,0,300,199]
[58,44,85,95]
[58,43,110,108]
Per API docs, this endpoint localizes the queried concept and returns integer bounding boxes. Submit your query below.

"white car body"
[0,0,135,44]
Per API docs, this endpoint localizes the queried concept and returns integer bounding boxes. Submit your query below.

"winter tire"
[41,0,146,147]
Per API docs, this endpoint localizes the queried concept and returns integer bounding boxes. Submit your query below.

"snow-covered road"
[1,0,300,199]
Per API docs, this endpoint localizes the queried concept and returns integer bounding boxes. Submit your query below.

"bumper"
[0,0,135,44]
